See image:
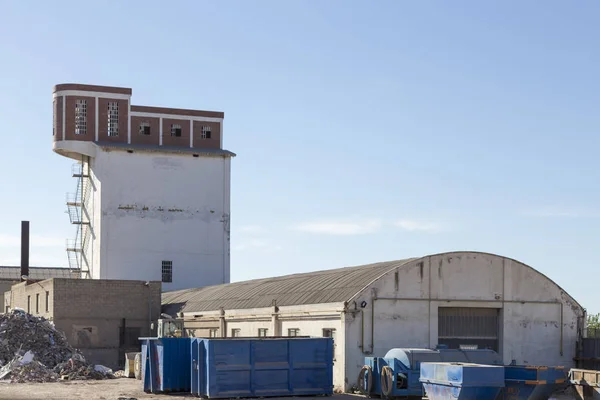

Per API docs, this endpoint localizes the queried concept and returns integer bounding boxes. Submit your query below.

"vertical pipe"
[560,303,564,356]
[20,221,30,280]
[370,297,375,353]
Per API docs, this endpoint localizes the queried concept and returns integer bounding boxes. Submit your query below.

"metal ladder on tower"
[65,160,91,277]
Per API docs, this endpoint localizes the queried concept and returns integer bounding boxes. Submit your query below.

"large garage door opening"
[438,307,500,351]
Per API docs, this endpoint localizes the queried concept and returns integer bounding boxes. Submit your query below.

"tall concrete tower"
[52,84,235,291]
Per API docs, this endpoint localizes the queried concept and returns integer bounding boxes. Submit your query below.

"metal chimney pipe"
[21,221,29,281]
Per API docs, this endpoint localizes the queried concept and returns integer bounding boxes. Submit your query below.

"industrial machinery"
[358,348,503,398]
[157,318,184,338]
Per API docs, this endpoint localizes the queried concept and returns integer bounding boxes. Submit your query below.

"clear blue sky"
[0,1,598,312]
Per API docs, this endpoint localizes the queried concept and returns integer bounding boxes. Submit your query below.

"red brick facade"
[53,84,224,150]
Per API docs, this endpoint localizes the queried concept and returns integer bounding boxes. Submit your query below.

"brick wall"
[5,278,161,368]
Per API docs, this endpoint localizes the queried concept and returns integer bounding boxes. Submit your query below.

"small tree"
[587,313,600,337]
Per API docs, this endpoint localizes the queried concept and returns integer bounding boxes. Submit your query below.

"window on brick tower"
[139,122,151,135]
[162,261,173,283]
[108,101,119,136]
[201,126,211,139]
[75,99,87,135]
[171,124,182,137]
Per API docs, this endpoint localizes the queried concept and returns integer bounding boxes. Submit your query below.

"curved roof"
[162,258,416,314]
[162,251,584,315]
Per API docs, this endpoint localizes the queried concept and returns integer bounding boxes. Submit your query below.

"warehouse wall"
[52,279,161,368]
[343,252,584,392]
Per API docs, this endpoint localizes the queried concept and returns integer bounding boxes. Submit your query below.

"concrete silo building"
[52,83,235,291]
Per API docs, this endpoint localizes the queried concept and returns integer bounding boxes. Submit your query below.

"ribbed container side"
[141,337,191,394]
[191,337,333,398]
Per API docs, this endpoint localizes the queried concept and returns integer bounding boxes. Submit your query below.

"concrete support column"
[219,308,226,337]
[271,305,280,336]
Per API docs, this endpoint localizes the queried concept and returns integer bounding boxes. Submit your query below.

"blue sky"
[0,1,598,312]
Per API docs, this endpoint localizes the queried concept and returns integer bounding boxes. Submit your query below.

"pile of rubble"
[0,309,115,382]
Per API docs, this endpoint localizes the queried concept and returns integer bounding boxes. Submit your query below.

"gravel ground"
[0,378,579,400]
[0,378,359,400]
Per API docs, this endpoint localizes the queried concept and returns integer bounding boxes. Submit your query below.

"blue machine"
[141,337,192,394]
[358,348,503,398]
[419,362,505,400]
[191,337,334,398]
[502,365,567,400]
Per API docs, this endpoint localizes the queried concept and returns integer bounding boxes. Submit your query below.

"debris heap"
[0,309,115,382]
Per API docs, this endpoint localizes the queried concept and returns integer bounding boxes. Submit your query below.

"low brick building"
[4,278,161,368]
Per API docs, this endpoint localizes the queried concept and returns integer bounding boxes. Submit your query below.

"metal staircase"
[65,159,92,277]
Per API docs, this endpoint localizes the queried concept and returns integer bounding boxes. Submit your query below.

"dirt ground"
[0,378,360,400]
[0,378,579,400]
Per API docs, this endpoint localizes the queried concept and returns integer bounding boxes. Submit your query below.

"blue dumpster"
[190,337,333,398]
[141,337,191,393]
[420,362,505,400]
[502,365,566,400]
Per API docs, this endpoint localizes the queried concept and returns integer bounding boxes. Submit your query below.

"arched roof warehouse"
[161,251,583,314]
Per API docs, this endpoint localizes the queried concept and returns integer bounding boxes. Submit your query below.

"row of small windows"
[220,328,335,339]
[71,100,212,140]
[26,291,50,314]
[141,122,212,139]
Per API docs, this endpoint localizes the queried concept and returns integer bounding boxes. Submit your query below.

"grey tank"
[383,348,503,369]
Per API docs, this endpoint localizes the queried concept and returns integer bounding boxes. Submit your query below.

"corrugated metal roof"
[0,266,78,280]
[162,258,417,314]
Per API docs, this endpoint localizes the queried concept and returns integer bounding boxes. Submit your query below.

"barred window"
[288,328,300,337]
[75,99,87,135]
[258,328,268,337]
[201,126,211,139]
[231,329,241,337]
[108,101,119,136]
[161,260,172,283]
[139,121,151,135]
[171,124,182,137]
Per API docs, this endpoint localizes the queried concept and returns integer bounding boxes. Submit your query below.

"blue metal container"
[420,362,505,400]
[190,338,208,397]
[502,366,567,400]
[360,348,503,398]
[140,337,191,393]
[191,337,333,398]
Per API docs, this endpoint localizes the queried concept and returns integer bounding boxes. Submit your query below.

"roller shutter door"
[438,307,499,351]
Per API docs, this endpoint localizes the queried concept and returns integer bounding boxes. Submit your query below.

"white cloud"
[522,207,600,218]
[238,225,265,233]
[395,219,443,233]
[0,234,64,248]
[291,219,382,235]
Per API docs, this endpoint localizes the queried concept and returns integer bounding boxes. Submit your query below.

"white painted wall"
[343,252,583,392]
[87,148,231,290]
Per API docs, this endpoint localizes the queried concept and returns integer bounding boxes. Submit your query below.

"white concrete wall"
[344,252,583,392]
[89,148,231,290]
